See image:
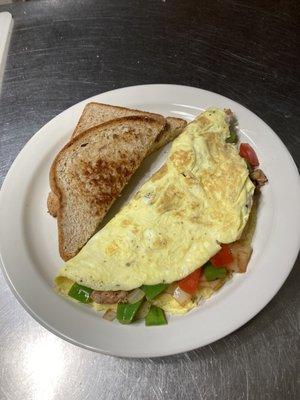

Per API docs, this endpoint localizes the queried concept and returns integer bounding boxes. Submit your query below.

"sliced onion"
[237,244,252,273]
[199,279,213,288]
[103,309,116,321]
[228,242,252,273]
[173,286,191,306]
[164,282,178,295]
[136,300,151,319]
[127,288,145,304]
[226,253,239,272]
[200,279,224,290]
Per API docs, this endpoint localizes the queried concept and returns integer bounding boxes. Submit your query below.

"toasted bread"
[47,103,187,217]
[47,190,60,217]
[50,116,165,260]
[149,116,187,155]
[72,102,165,138]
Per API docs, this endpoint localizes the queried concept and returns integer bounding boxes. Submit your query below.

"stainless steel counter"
[0,1,299,399]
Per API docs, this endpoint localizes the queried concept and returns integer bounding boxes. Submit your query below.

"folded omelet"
[55,108,255,313]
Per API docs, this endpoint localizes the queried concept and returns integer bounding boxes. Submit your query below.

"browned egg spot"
[156,185,184,213]
[151,164,168,182]
[105,241,119,255]
[197,115,211,125]
[170,149,194,169]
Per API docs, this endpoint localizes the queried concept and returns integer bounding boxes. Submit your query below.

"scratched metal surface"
[0,1,299,399]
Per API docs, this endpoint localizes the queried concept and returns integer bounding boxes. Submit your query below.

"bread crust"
[71,102,165,139]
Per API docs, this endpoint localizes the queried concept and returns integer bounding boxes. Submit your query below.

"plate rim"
[1,84,300,358]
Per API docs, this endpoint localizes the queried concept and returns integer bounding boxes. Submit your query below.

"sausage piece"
[250,169,268,187]
[90,290,128,304]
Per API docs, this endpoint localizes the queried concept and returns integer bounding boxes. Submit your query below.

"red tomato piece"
[178,268,202,295]
[239,143,259,167]
[210,244,233,267]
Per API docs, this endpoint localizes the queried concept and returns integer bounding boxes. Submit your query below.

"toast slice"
[149,116,187,155]
[71,102,165,138]
[72,103,186,149]
[50,116,165,261]
[47,103,187,217]
[72,102,187,155]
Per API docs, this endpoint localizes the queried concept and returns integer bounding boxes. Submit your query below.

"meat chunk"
[90,290,128,304]
[224,108,235,124]
[250,169,268,187]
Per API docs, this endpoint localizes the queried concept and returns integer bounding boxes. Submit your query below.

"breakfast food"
[48,103,186,217]
[71,102,187,143]
[48,103,187,258]
[50,116,165,260]
[55,107,267,325]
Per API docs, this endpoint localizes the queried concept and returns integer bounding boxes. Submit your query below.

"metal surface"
[0,1,299,399]
[0,12,13,87]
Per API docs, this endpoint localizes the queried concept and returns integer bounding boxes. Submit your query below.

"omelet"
[55,108,255,314]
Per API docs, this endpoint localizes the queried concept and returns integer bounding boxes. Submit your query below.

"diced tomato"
[178,268,202,295]
[210,244,233,267]
[239,143,259,167]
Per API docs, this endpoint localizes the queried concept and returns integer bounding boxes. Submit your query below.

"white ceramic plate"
[1,84,300,357]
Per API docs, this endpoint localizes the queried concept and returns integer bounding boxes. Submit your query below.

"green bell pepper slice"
[117,301,142,324]
[226,129,238,144]
[204,263,227,281]
[141,283,169,300]
[246,160,253,173]
[145,305,167,326]
[68,283,93,303]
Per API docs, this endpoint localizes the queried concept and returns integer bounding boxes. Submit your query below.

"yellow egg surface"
[56,108,254,292]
